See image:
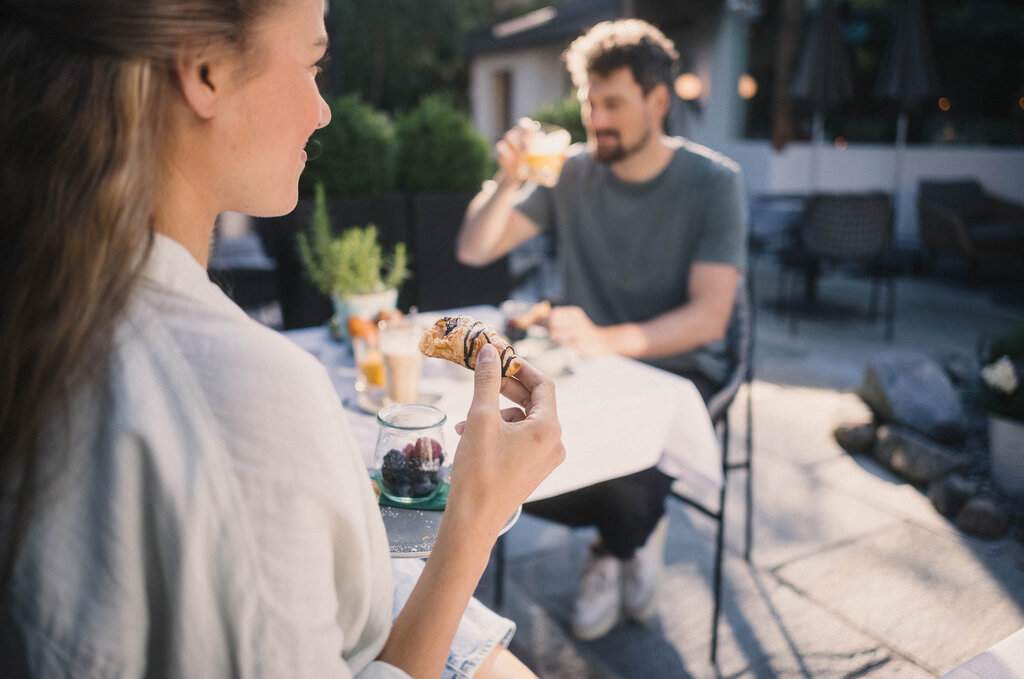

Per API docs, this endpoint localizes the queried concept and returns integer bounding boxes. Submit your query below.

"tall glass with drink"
[521,118,571,187]
[379,322,423,404]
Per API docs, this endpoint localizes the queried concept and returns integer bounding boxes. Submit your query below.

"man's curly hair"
[563,19,679,94]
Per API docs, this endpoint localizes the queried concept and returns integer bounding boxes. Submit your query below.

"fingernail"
[477,344,496,364]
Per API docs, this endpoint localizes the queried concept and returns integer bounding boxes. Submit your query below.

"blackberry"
[381,449,408,489]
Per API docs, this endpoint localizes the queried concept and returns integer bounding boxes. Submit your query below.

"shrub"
[395,95,491,191]
[532,94,586,145]
[299,94,397,197]
[977,323,1024,422]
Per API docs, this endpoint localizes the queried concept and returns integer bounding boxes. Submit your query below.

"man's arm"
[456,172,542,267]
[547,262,740,359]
[457,123,544,267]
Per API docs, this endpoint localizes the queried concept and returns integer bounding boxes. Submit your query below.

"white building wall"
[469,47,569,142]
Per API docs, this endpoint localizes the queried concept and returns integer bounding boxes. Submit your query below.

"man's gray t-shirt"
[515,138,748,382]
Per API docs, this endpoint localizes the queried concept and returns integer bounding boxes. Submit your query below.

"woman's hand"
[446,343,564,534]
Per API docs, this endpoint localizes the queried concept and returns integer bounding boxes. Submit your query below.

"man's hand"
[546,305,615,357]
[494,118,540,186]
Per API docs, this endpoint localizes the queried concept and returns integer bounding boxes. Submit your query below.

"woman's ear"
[174,43,231,120]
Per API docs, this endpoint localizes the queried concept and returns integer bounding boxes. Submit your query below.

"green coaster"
[377,478,449,511]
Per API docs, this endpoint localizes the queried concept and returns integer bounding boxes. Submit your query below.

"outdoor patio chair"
[776,192,897,340]
[918,178,1024,276]
[668,274,755,664]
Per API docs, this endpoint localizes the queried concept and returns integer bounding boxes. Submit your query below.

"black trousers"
[523,369,720,560]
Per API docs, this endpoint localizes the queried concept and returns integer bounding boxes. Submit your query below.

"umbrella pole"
[892,111,908,246]
[809,110,824,191]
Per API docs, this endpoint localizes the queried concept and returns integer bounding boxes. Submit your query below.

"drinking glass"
[352,335,385,393]
[522,120,571,187]
[373,403,449,504]
[379,323,423,404]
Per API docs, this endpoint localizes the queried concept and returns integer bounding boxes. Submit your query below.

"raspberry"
[412,437,444,463]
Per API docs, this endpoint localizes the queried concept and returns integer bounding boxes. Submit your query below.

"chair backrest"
[801,193,892,260]
[705,275,754,423]
[918,179,988,220]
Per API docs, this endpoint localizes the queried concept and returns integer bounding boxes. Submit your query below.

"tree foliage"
[395,95,492,191]
[326,0,492,112]
[299,94,397,197]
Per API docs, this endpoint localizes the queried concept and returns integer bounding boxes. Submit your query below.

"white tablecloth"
[282,307,721,502]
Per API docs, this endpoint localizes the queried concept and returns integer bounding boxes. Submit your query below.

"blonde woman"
[0,1,563,677]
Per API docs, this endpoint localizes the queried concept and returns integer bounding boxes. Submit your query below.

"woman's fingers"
[500,407,527,423]
[499,376,531,409]
[454,407,527,436]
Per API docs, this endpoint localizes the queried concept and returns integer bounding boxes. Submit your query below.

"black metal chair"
[668,275,755,664]
[776,192,897,340]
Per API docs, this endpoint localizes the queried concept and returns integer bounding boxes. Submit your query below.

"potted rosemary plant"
[297,183,409,339]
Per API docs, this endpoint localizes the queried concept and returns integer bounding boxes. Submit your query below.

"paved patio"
[475,260,1024,678]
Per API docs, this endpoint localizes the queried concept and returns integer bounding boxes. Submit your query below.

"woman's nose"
[317,95,332,129]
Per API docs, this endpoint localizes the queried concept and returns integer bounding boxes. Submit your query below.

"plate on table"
[355,386,442,415]
[513,337,574,378]
[381,505,522,558]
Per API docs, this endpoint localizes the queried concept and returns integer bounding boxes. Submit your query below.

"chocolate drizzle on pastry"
[421,316,523,377]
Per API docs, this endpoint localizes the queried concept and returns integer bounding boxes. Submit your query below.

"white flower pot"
[988,413,1024,496]
[331,288,399,341]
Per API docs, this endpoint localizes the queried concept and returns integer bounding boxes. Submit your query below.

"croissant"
[418,316,523,377]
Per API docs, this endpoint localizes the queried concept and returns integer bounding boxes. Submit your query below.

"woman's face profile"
[214,0,331,217]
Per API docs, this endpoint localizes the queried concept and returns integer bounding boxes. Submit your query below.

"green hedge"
[395,95,491,192]
[299,94,397,197]
[532,94,586,145]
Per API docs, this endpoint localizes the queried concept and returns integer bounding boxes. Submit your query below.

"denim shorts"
[391,558,516,679]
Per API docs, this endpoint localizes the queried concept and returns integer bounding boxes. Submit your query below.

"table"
[283,306,722,504]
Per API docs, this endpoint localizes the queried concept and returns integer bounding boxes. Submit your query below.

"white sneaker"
[570,550,622,641]
[622,516,668,622]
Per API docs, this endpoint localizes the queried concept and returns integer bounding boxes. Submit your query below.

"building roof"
[465,0,623,56]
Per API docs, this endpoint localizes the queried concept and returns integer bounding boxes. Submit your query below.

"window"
[742,0,1024,146]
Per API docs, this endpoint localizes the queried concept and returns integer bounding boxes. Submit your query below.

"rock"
[859,353,968,444]
[942,351,979,387]
[928,472,978,518]
[874,425,971,485]
[834,422,877,453]
[832,393,876,452]
[954,496,1009,539]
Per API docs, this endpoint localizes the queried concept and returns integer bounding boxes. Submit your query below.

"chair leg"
[710,419,730,664]
[786,272,799,337]
[743,381,754,563]
[885,277,896,342]
[868,276,880,320]
[494,533,506,610]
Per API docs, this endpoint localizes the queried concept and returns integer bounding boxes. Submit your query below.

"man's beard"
[592,125,652,163]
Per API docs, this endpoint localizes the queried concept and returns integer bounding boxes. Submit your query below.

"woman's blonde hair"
[0,0,279,590]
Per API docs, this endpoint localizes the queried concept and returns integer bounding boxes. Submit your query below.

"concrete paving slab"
[742,381,855,466]
[734,453,901,569]
[774,523,1024,675]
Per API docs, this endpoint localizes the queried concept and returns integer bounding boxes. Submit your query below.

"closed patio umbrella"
[874,0,940,243]
[791,0,855,189]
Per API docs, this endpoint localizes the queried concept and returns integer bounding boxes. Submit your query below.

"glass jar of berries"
[373,403,449,504]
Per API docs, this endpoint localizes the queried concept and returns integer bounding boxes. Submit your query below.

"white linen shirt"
[7,235,409,678]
